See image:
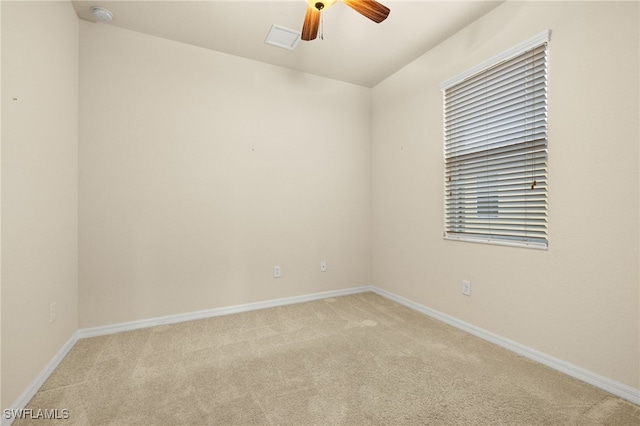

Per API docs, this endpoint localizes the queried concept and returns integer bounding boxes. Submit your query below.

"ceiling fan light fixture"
[307,0,337,11]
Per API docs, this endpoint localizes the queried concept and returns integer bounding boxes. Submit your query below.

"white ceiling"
[72,0,503,88]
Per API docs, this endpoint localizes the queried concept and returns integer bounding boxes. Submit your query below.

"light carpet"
[13,292,640,425]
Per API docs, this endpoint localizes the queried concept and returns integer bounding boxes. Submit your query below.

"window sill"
[444,235,548,250]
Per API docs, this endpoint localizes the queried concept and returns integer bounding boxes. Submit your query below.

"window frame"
[440,30,550,250]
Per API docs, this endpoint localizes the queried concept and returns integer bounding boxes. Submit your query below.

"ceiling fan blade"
[342,0,390,23]
[301,6,321,41]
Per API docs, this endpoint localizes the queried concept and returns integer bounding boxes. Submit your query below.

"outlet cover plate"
[462,280,471,296]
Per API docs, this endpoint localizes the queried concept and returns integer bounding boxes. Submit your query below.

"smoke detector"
[91,6,113,23]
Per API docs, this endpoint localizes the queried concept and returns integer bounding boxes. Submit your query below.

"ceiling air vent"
[265,24,301,50]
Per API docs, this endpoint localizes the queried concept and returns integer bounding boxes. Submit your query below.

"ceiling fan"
[301,0,390,41]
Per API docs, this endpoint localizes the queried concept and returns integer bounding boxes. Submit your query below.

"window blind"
[443,37,548,249]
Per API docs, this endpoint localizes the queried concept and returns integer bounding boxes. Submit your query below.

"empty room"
[1,0,639,424]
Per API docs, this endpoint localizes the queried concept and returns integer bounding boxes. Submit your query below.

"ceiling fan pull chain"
[320,11,324,40]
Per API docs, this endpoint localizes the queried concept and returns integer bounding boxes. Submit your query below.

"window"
[441,31,549,249]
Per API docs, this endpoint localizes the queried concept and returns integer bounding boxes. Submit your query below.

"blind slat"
[445,75,547,118]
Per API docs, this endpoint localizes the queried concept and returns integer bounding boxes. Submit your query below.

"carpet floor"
[14,292,640,425]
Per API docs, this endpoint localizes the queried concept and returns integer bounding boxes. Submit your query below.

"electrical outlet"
[273,266,281,278]
[462,280,471,296]
[49,302,56,323]
[320,261,327,272]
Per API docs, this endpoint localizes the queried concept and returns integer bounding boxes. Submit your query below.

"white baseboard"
[5,283,637,426]
[78,286,373,339]
[2,332,79,426]
[371,286,640,406]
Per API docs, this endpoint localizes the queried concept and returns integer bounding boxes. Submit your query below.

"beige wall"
[78,22,372,328]
[371,1,639,389]
[1,1,79,409]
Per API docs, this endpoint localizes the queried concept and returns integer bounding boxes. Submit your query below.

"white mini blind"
[442,34,549,249]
